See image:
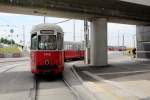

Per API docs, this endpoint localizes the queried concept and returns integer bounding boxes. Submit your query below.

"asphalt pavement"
[0,59,78,100]
[0,60,33,100]
[0,57,29,63]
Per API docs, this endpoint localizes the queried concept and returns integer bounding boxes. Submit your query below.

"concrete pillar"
[90,18,107,66]
[136,25,150,59]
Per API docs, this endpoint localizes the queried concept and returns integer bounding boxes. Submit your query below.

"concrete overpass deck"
[0,0,150,25]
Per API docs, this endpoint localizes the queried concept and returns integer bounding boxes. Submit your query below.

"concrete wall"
[136,25,150,59]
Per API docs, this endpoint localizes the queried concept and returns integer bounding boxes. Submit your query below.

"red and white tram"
[30,23,126,75]
[64,41,84,60]
[30,23,64,75]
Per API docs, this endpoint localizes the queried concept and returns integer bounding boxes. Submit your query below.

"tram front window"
[38,35,57,50]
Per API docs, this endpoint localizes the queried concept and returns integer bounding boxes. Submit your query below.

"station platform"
[72,56,150,100]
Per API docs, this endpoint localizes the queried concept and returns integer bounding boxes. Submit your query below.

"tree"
[0,38,15,45]
[0,37,4,43]
[10,39,15,44]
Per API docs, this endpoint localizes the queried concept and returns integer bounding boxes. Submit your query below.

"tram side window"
[57,33,63,50]
[64,44,69,50]
[81,43,84,50]
[78,45,81,50]
[69,44,72,50]
[72,44,77,50]
[67,44,69,50]
[31,33,37,50]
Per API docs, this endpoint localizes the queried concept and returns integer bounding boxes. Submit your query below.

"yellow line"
[86,82,124,100]
[83,71,139,100]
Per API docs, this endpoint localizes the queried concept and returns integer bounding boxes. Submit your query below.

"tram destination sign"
[41,30,54,34]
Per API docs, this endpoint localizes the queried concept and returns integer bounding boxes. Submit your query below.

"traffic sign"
[10,29,14,33]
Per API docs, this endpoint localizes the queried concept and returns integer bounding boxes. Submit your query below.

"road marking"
[138,63,150,66]
[94,70,150,76]
[0,62,27,67]
[84,82,124,100]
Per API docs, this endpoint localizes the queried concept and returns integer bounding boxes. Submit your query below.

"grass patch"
[0,47,21,54]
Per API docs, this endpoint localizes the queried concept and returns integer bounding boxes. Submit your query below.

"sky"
[0,12,136,47]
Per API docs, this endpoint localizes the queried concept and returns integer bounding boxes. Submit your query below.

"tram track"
[0,58,29,63]
[63,77,82,100]
[0,62,28,74]
[32,75,82,100]
[0,61,35,100]
[31,75,38,100]
[0,61,28,70]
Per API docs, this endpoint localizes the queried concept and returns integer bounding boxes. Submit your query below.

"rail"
[63,77,83,100]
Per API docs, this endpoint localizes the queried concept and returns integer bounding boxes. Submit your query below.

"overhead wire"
[54,19,72,24]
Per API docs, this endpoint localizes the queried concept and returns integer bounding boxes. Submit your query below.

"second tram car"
[64,41,84,60]
[30,24,64,75]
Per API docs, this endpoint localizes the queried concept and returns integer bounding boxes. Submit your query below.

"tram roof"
[31,23,63,34]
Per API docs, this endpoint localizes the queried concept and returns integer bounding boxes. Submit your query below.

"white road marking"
[94,70,150,76]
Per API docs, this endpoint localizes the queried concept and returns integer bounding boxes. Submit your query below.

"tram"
[30,23,64,75]
[64,41,84,60]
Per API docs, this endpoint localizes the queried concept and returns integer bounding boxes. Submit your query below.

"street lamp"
[22,25,25,49]
[122,34,125,47]
[80,29,83,42]
[44,16,46,24]
[117,30,120,49]
[133,34,136,48]
[73,20,76,41]
[10,29,14,46]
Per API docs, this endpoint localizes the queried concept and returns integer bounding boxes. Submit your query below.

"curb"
[70,65,99,100]
[63,64,97,100]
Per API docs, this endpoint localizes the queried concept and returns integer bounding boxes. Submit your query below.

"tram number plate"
[44,53,51,56]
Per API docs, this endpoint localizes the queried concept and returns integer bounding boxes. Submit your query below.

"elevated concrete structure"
[90,18,107,66]
[0,0,150,25]
[136,26,150,59]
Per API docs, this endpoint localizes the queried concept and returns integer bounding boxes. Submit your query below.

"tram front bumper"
[32,65,64,74]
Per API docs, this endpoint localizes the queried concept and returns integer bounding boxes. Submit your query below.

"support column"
[90,18,107,66]
[136,25,150,59]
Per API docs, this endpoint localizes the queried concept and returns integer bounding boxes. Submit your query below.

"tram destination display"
[40,30,54,34]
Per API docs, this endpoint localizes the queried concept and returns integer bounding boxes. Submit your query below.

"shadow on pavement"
[35,74,62,82]
[74,60,150,82]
